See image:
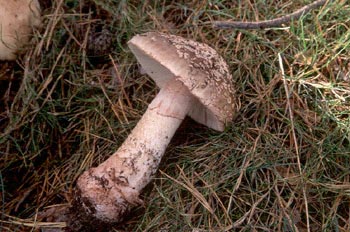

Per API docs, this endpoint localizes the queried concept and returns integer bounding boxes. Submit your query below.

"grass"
[0,0,350,231]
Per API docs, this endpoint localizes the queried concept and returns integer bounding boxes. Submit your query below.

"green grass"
[1,0,350,231]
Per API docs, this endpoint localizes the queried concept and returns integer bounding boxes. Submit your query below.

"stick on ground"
[213,0,327,29]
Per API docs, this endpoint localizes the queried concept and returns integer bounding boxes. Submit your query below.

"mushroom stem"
[75,78,194,223]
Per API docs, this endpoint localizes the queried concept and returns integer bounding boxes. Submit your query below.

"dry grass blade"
[278,52,310,232]
[160,168,216,217]
[1,214,66,229]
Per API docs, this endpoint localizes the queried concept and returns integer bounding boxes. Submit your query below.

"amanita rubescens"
[0,0,41,60]
[74,32,238,224]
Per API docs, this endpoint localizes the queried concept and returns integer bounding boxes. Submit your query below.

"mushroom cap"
[128,32,237,131]
[0,0,41,60]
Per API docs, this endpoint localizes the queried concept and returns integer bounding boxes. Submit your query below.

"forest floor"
[1,0,350,231]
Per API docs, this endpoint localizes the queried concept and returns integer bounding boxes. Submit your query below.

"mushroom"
[0,0,41,60]
[74,32,238,225]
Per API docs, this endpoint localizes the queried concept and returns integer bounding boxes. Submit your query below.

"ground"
[1,0,350,231]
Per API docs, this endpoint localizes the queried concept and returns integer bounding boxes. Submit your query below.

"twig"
[213,0,327,29]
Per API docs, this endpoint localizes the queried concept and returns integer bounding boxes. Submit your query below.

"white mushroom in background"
[0,0,41,60]
[74,32,238,224]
